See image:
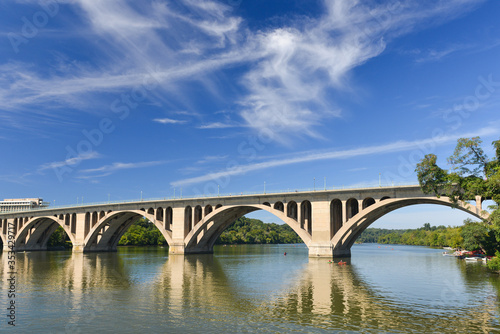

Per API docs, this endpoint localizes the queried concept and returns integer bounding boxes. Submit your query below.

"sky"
[1,0,499,229]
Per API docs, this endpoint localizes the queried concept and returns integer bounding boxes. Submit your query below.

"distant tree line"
[358,223,464,249]
[118,218,167,246]
[215,216,303,245]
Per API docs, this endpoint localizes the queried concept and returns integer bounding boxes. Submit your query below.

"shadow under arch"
[331,197,489,256]
[15,216,76,252]
[84,210,173,252]
[184,204,312,254]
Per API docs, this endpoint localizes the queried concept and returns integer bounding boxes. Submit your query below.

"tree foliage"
[416,137,500,206]
[487,251,500,271]
[215,217,303,245]
[414,154,448,195]
[460,218,497,255]
[358,224,462,248]
[415,137,500,263]
[47,226,72,248]
[118,218,167,246]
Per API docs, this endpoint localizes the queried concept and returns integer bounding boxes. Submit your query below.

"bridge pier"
[169,243,214,255]
[308,244,334,257]
[332,247,351,258]
[169,243,187,255]
[308,244,351,258]
[72,243,85,253]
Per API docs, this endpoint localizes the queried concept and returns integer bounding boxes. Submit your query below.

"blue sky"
[1,0,499,229]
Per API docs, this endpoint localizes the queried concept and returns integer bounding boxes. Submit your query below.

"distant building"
[0,198,50,213]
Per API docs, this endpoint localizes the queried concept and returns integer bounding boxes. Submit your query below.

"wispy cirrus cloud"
[38,151,101,172]
[153,118,187,124]
[0,0,485,142]
[196,155,228,164]
[171,126,499,187]
[78,160,167,179]
[197,122,239,129]
[410,44,473,63]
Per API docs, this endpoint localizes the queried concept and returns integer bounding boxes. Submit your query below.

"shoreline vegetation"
[356,223,462,248]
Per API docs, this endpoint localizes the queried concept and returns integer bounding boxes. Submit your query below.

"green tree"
[118,218,168,246]
[487,251,500,272]
[47,226,72,248]
[215,217,302,245]
[415,137,500,252]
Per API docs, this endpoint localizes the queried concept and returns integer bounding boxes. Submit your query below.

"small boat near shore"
[464,257,483,262]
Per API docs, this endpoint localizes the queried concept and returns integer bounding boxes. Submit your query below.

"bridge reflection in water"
[2,245,497,333]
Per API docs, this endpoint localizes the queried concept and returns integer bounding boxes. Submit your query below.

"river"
[1,244,499,333]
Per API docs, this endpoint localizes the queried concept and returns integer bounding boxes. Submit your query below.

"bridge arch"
[14,216,76,251]
[83,210,173,252]
[183,204,312,254]
[331,197,488,257]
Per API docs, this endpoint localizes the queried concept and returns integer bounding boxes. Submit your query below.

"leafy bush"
[487,251,500,272]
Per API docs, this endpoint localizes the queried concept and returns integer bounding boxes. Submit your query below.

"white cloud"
[196,155,228,164]
[239,0,483,141]
[171,126,499,187]
[78,160,167,179]
[414,44,472,63]
[153,118,187,124]
[38,151,100,172]
[198,122,238,129]
[0,0,485,141]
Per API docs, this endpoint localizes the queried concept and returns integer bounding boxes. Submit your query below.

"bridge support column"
[309,201,333,258]
[332,247,351,258]
[72,243,85,253]
[72,213,88,253]
[169,207,187,255]
[169,242,187,255]
[308,244,333,257]
[475,195,483,215]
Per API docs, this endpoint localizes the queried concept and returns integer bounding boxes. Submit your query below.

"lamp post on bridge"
[264,181,266,194]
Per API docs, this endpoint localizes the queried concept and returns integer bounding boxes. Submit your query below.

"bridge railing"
[0,182,420,214]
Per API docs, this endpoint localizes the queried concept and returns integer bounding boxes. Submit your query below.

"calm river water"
[2,244,499,333]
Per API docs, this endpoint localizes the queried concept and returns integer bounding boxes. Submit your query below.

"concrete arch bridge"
[0,185,489,257]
